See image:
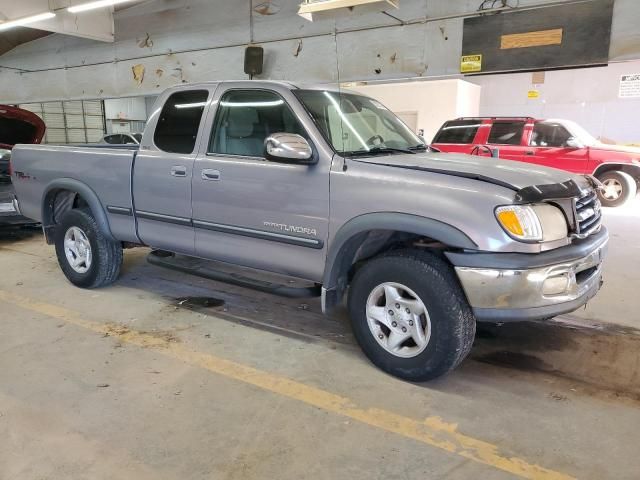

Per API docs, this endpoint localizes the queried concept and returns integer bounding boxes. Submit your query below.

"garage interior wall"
[104,97,147,134]
[18,100,105,144]
[1,0,640,104]
[349,79,480,142]
[470,59,640,144]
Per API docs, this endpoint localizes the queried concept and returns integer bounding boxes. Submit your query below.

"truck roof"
[164,80,343,93]
[454,116,537,121]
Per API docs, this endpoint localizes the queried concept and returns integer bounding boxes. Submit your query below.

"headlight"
[495,204,567,242]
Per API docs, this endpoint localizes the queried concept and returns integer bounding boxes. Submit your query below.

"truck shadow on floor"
[117,251,640,397]
[0,226,41,244]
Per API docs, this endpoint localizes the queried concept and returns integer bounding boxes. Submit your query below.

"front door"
[525,121,590,173]
[133,88,211,254]
[191,86,330,282]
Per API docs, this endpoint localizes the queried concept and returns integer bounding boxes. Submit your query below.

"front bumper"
[447,227,608,322]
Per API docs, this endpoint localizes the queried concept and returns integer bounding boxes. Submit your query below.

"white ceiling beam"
[0,0,116,42]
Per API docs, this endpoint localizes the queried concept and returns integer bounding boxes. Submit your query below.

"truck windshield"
[295,89,426,156]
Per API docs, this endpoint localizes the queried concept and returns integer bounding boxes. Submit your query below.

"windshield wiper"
[345,146,416,156]
[408,144,428,151]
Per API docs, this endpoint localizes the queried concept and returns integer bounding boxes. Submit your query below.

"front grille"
[574,190,602,238]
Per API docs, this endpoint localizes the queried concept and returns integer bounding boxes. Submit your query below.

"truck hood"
[0,105,46,150]
[353,151,577,191]
[590,143,640,155]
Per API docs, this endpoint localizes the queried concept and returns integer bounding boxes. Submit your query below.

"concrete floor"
[1,202,639,480]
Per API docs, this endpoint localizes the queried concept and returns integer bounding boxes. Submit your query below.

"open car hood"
[0,105,46,150]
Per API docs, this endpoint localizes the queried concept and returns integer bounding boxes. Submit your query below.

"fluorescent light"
[174,102,207,109]
[220,100,284,107]
[0,12,55,31]
[68,0,136,14]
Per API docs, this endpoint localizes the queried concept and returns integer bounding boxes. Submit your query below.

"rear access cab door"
[132,86,216,254]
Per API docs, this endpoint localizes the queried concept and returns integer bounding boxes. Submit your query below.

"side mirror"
[264,133,315,164]
[564,137,584,149]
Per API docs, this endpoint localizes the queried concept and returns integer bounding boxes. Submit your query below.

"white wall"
[470,59,640,144]
[104,97,147,120]
[349,79,480,142]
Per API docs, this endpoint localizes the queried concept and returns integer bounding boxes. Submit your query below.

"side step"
[147,251,321,299]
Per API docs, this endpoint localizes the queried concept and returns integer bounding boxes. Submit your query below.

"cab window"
[209,90,306,158]
[154,90,208,154]
[530,122,572,147]
[488,121,525,145]
[432,120,480,144]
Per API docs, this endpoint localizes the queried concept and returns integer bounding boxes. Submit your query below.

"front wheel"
[596,170,637,207]
[347,250,476,381]
[54,208,123,288]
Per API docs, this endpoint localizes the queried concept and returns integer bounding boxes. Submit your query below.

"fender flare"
[41,178,115,241]
[321,213,477,312]
[592,163,640,179]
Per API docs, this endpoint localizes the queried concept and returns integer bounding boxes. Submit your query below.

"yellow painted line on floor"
[0,289,573,480]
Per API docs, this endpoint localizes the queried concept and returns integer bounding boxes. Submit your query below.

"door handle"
[201,169,221,181]
[170,166,187,177]
[525,150,534,156]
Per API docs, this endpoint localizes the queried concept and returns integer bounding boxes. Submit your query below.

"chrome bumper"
[454,237,608,322]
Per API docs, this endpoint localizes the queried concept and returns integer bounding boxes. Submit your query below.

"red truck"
[431,117,640,207]
[0,105,46,226]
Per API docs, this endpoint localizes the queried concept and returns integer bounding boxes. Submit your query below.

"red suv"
[431,117,640,207]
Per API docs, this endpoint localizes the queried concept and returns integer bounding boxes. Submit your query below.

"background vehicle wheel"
[596,171,637,207]
[348,249,476,381]
[54,208,123,288]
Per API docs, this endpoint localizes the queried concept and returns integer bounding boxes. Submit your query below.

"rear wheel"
[54,208,122,288]
[596,170,637,207]
[347,249,476,381]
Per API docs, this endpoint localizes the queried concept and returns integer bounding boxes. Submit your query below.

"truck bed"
[11,143,139,241]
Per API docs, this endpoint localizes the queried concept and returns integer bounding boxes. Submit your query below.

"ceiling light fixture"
[0,12,56,31]
[68,0,136,14]
[298,0,399,21]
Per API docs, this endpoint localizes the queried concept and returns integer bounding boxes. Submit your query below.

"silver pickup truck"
[11,81,608,380]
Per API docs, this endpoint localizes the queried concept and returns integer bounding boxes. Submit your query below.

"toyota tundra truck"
[10,81,608,381]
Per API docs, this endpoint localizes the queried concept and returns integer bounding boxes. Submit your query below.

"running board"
[147,251,321,299]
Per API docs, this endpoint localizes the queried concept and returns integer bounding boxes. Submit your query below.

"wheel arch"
[593,163,640,181]
[321,213,477,313]
[41,178,114,244]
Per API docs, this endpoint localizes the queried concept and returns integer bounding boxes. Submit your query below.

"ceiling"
[0,0,149,57]
[0,27,50,57]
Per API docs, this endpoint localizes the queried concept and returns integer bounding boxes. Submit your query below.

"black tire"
[347,249,476,381]
[54,208,122,288]
[596,170,637,207]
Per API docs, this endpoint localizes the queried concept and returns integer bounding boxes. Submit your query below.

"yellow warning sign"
[460,54,482,73]
[527,90,540,99]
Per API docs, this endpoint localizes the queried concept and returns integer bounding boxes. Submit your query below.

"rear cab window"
[154,90,209,154]
[487,121,525,146]
[432,120,481,144]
